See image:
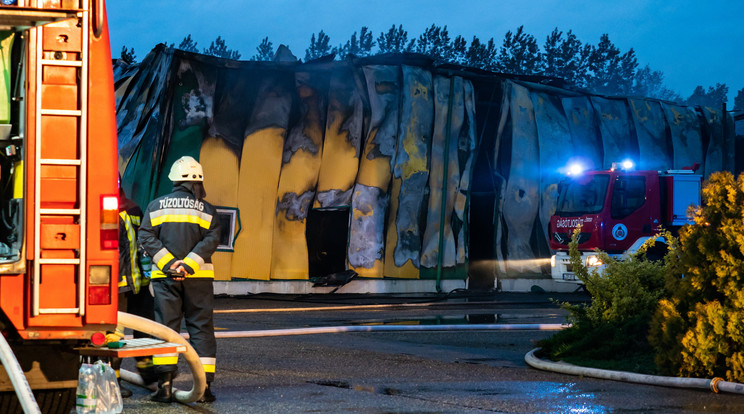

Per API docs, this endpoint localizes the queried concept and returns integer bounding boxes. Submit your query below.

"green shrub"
[649,171,744,382]
[539,227,669,369]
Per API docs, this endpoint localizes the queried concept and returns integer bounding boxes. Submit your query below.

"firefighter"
[138,156,221,403]
[114,187,158,395]
[105,186,157,397]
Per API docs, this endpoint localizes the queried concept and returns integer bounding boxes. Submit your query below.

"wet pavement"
[114,292,744,413]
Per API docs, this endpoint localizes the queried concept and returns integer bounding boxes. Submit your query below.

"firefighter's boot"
[197,382,216,403]
[150,372,173,403]
[136,357,157,385]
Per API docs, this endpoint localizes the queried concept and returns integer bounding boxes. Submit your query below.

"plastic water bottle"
[75,363,97,414]
[139,248,152,279]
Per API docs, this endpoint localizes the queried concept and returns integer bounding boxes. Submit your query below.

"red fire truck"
[0,1,119,411]
[549,161,702,283]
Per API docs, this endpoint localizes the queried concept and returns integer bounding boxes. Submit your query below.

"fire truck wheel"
[0,387,74,414]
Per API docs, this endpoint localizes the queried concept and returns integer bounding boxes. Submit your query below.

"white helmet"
[168,156,204,182]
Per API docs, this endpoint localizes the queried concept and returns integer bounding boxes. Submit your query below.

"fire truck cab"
[549,161,702,284]
[0,1,119,412]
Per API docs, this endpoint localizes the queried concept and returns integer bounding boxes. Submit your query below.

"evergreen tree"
[735,88,744,111]
[494,25,542,75]
[542,28,590,87]
[649,172,744,382]
[377,24,415,54]
[305,30,334,61]
[120,46,136,64]
[178,34,199,53]
[339,27,375,58]
[253,37,274,61]
[686,83,729,108]
[735,88,744,135]
[633,65,681,102]
[451,35,467,64]
[416,24,454,62]
[586,34,637,95]
[465,36,497,70]
[203,36,241,59]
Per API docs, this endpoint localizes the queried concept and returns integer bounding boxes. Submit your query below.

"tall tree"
[203,36,241,59]
[586,34,637,95]
[686,83,729,108]
[339,27,375,58]
[377,24,415,54]
[494,25,542,75]
[416,24,454,62]
[253,37,274,61]
[120,46,136,64]
[633,65,681,102]
[451,35,467,64]
[542,28,590,87]
[733,88,744,111]
[465,36,497,70]
[305,30,334,61]
[178,34,199,53]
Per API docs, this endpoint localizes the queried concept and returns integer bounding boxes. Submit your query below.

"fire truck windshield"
[555,174,610,216]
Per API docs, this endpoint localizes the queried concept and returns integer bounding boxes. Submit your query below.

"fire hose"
[0,330,40,414]
[116,312,206,404]
[525,348,744,395]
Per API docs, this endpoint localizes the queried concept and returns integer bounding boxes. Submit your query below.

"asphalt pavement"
[114,292,744,413]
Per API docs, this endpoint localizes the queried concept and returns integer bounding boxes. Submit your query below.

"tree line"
[119,24,743,111]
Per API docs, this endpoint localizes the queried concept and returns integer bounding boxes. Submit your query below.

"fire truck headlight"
[550,255,556,268]
[567,162,585,176]
[89,265,111,284]
[586,255,602,267]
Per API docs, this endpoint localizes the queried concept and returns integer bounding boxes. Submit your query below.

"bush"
[649,171,744,382]
[539,227,669,370]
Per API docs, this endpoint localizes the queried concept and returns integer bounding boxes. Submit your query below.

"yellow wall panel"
[200,136,239,281]
[232,127,285,280]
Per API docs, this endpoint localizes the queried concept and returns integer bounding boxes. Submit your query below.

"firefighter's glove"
[167,261,187,281]
[105,331,125,345]
[179,262,195,275]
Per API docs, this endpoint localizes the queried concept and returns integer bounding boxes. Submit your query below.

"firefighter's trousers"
[151,278,216,382]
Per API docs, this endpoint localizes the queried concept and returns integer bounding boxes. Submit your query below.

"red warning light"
[90,332,106,346]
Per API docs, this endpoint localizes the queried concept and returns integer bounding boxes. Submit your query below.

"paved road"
[116,292,744,413]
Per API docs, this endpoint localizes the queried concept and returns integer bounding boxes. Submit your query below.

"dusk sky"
[106,0,742,103]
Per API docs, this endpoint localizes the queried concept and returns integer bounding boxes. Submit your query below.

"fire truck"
[549,161,702,283]
[0,1,119,412]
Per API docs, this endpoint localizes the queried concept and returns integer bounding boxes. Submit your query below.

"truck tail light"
[88,286,110,305]
[91,332,106,346]
[101,195,118,249]
[88,265,111,305]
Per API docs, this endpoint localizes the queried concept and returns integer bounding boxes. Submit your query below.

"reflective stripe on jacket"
[119,205,146,293]
[138,186,221,279]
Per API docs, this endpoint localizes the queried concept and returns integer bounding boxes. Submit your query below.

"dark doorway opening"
[306,208,349,278]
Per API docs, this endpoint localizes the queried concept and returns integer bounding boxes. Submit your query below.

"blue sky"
[106,0,742,102]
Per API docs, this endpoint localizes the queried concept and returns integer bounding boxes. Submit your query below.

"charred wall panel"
[501,83,541,275]
[532,92,573,261]
[420,76,463,272]
[231,71,293,280]
[383,66,433,278]
[629,99,671,170]
[348,66,400,278]
[662,105,704,170]
[590,97,638,168]
[271,71,329,279]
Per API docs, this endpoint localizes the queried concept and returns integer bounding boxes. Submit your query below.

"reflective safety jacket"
[119,203,146,293]
[138,185,221,279]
